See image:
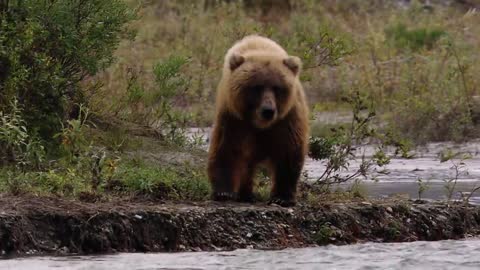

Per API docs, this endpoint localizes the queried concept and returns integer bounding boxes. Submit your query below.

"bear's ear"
[283,56,302,75]
[229,53,245,71]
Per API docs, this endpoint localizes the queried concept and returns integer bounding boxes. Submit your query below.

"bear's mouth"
[253,108,277,129]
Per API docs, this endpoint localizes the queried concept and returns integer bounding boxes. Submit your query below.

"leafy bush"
[309,137,336,161]
[0,0,135,140]
[0,98,45,168]
[120,55,193,146]
[309,91,410,189]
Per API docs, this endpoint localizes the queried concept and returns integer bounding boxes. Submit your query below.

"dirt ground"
[1,194,480,257]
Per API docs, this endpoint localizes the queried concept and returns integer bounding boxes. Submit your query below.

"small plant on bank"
[416,178,429,201]
[309,91,409,191]
[440,149,471,202]
[459,185,480,205]
[0,104,209,200]
[314,223,335,245]
[3,171,28,195]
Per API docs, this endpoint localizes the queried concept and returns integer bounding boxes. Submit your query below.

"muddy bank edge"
[1,195,480,256]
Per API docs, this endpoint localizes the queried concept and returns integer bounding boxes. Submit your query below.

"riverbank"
[1,194,479,257]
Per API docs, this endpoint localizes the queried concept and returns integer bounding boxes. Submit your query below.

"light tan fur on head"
[216,35,305,128]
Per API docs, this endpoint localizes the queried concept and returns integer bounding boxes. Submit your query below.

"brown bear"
[207,35,309,207]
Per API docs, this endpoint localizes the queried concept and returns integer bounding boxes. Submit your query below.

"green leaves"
[309,90,414,189]
[0,0,136,141]
[122,55,193,146]
[0,98,45,169]
[309,137,336,161]
[152,55,190,104]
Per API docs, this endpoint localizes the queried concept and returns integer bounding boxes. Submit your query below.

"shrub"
[120,55,193,146]
[0,0,135,141]
[385,23,446,51]
[0,98,45,168]
[309,91,410,189]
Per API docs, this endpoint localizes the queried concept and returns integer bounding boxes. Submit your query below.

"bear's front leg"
[208,141,253,202]
[207,113,245,202]
[236,163,255,203]
[270,152,304,207]
[208,153,236,201]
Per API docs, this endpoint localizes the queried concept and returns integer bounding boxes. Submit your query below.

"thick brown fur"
[208,35,309,207]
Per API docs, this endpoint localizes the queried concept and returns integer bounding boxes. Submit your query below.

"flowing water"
[2,239,480,270]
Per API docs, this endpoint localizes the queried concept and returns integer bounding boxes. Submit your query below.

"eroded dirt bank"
[1,195,480,257]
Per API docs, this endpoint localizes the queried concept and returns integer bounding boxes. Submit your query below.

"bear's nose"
[261,108,275,120]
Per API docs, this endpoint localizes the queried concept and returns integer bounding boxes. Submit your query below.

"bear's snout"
[256,89,277,125]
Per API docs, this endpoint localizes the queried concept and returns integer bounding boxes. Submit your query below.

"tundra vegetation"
[1,0,479,202]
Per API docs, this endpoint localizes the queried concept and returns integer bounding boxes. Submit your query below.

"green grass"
[0,157,210,201]
[112,160,210,200]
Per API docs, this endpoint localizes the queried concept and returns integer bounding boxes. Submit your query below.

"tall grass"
[91,0,480,143]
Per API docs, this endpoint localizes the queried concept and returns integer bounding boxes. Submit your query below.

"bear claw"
[268,198,296,207]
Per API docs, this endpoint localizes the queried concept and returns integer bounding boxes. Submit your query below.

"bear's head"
[226,52,302,129]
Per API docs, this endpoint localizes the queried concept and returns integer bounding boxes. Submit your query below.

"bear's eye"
[273,86,288,98]
[250,85,264,92]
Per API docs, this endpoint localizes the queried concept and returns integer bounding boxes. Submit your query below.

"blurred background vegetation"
[1,0,480,201]
[91,0,480,143]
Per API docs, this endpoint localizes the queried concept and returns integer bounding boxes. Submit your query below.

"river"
[2,238,480,270]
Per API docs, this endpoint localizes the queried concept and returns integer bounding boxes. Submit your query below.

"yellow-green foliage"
[332,3,480,143]
[91,0,480,143]
[91,0,352,126]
